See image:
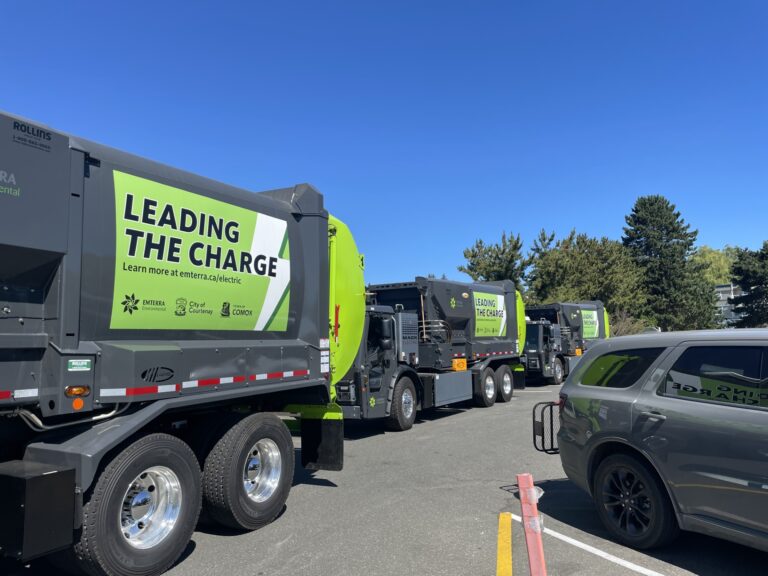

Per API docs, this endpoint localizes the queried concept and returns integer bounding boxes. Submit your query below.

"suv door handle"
[640,411,666,422]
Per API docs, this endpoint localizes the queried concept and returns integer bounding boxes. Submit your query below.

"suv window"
[578,348,665,388]
[662,346,767,408]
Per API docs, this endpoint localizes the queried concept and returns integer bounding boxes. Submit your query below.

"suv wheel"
[593,454,678,549]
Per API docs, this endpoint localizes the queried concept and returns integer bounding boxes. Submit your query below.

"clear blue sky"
[5,1,767,283]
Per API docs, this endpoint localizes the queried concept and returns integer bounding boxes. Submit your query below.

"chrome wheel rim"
[555,363,563,381]
[402,388,415,419]
[601,466,654,537]
[243,438,282,503]
[120,466,182,550]
[484,374,495,399]
[502,372,513,395]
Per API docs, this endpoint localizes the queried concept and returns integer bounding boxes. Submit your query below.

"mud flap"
[513,363,526,389]
[286,403,344,471]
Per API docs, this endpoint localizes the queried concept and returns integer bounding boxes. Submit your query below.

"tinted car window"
[578,348,664,388]
[663,346,767,409]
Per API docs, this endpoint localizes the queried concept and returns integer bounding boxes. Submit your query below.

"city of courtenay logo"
[122,294,139,314]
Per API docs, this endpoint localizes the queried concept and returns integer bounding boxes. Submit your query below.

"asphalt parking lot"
[3,386,765,576]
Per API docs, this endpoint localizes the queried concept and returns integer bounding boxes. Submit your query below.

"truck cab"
[524,320,567,384]
[335,305,419,421]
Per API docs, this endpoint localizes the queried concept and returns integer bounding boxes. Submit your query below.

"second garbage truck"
[333,277,526,430]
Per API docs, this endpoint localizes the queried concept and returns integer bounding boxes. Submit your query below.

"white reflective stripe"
[254,374,268,381]
[182,381,198,389]
[320,338,330,349]
[283,371,294,377]
[14,389,38,399]
[101,388,127,397]
[220,377,234,384]
[157,384,177,394]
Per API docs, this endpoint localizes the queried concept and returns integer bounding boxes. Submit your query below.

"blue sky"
[4,1,767,283]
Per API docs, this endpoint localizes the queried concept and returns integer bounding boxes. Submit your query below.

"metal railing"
[532,401,560,454]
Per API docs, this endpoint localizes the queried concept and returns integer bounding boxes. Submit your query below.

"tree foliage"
[691,245,737,286]
[458,232,527,290]
[730,242,768,327]
[526,229,647,320]
[622,195,716,331]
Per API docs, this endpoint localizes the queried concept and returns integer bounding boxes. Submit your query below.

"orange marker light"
[72,398,85,411]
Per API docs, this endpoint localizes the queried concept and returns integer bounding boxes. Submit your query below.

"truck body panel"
[0,111,331,416]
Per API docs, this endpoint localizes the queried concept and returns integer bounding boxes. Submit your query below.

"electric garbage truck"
[524,301,610,384]
[333,277,526,430]
[0,111,366,576]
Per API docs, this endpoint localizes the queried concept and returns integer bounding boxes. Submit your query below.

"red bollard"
[517,473,547,576]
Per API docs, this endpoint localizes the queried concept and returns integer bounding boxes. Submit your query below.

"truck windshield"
[527,309,557,324]
[525,326,541,350]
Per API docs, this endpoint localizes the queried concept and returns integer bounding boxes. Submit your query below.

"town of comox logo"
[122,294,139,314]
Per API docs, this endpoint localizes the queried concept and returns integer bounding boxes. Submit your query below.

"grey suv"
[535,329,768,552]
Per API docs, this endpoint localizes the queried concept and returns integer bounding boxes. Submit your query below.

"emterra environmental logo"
[0,170,20,198]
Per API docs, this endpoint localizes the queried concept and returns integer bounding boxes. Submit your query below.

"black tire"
[203,413,294,530]
[473,367,497,407]
[592,454,679,550]
[386,376,417,431]
[72,433,202,576]
[495,365,514,403]
[548,358,564,385]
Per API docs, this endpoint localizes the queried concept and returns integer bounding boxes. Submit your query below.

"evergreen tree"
[458,232,527,290]
[622,195,716,330]
[731,242,768,327]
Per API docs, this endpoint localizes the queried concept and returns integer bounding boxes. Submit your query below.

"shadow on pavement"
[503,477,766,576]
[343,406,469,441]
[292,449,338,488]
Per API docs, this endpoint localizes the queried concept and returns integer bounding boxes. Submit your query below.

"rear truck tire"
[386,376,417,431]
[72,433,202,576]
[593,454,679,550]
[495,365,514,403]
[203,413,295,530]
[474,367,497,407]
[548,358,564,385]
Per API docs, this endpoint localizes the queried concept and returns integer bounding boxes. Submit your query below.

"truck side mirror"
[381,317,394,340]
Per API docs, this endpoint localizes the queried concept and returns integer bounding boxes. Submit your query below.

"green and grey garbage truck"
[332,277,527,430]
[524,301,610,384]
[0,111,366,576]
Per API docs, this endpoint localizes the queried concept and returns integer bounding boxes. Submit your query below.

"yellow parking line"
[496,512,513,576]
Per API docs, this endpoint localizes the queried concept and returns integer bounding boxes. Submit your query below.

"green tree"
[691,245,736,286]
[622,195,717,330]
[526,230,648,321]
[731,242,768,327]
[458,232,527,290]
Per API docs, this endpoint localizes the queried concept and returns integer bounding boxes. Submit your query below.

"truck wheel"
[495,365,514,402]
[73,433,202,576]
[387,376,417,431]
[549,358,564,385]
[203,413,294,530]
[474,367,497,407]
[593,454,679,549]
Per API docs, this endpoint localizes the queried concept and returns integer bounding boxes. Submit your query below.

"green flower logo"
[122,293,139,314]
[450,297,457,309]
